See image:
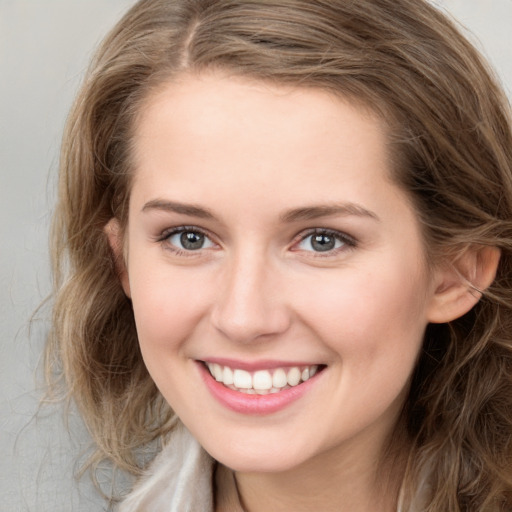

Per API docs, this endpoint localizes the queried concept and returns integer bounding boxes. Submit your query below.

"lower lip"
[198,362,322,415]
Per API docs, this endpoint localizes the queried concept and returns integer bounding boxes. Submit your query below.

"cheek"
[128,267,214,408]
[128,265,212,354]
[294,261,429,359]
[300,264,428,432]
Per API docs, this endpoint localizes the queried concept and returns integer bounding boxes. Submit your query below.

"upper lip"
[199,357,324,371]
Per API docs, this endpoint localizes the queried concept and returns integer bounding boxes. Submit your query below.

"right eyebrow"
[280,203,380,223]
[141,199,215,219]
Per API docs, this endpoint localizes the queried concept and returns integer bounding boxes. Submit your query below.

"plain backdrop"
[1,1,511,510]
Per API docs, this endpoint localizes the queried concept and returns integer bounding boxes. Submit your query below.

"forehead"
[131,72,393,192]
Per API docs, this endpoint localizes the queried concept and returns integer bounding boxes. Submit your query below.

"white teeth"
[287,367,301,386]
[253,370,272,390]
[213,363,223,382]
[206,363,321,394]
[223,366,234,385]
[272,368,287,388]
[233,369,252,389]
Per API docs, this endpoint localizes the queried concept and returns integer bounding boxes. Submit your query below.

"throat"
[215,463,245,512]
[219,458,402,512]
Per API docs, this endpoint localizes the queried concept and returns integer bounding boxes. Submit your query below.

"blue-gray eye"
[297,232,347,252]
[168,230,214,250]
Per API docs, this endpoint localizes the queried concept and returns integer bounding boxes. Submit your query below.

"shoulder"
[118,422,215,512]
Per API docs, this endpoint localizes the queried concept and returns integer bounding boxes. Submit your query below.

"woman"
[48,0,512,510]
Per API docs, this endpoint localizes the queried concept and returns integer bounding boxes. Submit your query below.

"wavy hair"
[47,0,512,509]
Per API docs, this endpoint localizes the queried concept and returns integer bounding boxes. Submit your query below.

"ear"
[104,218,131,297]
[427,246,500,324]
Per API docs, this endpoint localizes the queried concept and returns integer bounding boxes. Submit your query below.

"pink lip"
[197,361,323,415]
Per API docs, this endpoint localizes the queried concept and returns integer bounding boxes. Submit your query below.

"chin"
[199,434,314,474]
[217,452,305,474]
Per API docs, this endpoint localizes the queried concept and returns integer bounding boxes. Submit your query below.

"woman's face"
[119,73,442,473]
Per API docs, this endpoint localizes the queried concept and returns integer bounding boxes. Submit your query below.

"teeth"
[272,368,287,388]
[206,363,320,394]
[287,367,301,386]
[223,366,234,385]
[233,369,252,389]
[213,363,223,382]
[253,370,272,390]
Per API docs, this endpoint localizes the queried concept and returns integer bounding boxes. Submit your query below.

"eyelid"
[157,225,218,254]
[155,225,356,258]
[291,228,357,255]
[158,224,209,240]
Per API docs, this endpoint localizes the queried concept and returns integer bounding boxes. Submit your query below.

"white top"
[118,423,215,512]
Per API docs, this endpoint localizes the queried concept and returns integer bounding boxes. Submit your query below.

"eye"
[295,229,355,253]
[164,228,216,252]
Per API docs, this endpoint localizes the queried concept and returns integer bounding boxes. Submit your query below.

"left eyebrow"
[141,199,215,219]
[280,203,380,223]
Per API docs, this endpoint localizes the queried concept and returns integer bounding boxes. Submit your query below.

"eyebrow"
[142,199,215,219]
[280,203,380,223]
[142,199,379,223]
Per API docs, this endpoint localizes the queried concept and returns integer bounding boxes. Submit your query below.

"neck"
[235,458,399,512]
[230,425,409,512]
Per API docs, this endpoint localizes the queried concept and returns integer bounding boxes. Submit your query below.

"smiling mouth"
[204,362,323,395]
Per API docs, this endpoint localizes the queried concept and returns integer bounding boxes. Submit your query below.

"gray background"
[1,1,511,510]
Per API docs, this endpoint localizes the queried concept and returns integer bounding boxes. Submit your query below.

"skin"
[108,72,490,511]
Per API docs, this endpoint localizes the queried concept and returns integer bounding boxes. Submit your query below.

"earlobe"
[427,246,500,324]
[104,218,131,298]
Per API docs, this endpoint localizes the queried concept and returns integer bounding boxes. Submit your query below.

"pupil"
[311,234,335,252]
[180,231,204,250]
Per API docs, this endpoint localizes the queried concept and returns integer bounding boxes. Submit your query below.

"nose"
[210,251,291,344]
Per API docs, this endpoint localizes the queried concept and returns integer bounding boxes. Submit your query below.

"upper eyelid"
[158,226,218,256]
[159,225,212,240]
[157,225,217,249]
[156,225,356,250]
[293,227,357,245]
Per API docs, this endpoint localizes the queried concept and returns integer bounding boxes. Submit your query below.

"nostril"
[210,300,291,344]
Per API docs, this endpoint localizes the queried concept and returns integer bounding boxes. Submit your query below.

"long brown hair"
[48,0,512,509]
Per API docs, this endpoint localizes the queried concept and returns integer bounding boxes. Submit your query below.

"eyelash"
[157,226,357,257]
[158,226,216,257]
[292,228,357,257]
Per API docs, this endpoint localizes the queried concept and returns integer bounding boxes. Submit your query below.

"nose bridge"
[211,247,289,343]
